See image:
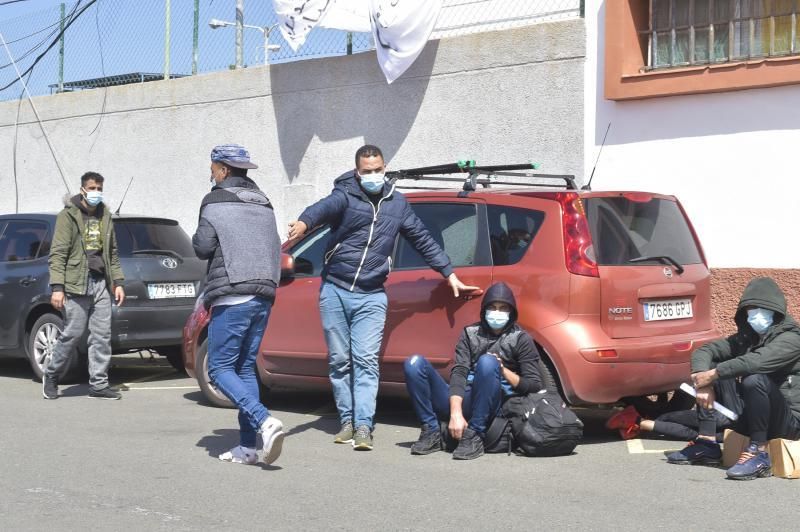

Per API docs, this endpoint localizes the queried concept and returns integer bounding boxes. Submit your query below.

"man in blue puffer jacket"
[288,145,478,451]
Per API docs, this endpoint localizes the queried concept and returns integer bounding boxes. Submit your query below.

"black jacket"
[692,277,800,419]
[192,176,281,309]
[297,171,453,293]
[449,282,542,398]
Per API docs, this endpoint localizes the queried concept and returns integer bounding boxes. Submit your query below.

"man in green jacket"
[669,277,800,480]
[43,172,125,400]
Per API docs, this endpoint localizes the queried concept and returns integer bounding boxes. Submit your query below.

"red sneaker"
[605,405,639,430]
[619,424,641,440]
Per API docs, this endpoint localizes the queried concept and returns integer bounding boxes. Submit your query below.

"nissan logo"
[161,257,178,269]
[663,267,673,279]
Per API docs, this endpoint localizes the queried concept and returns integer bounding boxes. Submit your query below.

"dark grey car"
[0,213,205,380]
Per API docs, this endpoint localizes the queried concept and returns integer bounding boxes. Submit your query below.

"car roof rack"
[387,161,577,191]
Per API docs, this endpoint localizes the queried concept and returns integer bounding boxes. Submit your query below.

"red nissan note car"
[183,164,720,408]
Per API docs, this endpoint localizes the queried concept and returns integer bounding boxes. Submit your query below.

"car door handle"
[19,276,37,287]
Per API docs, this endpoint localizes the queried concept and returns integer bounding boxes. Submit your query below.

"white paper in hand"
[679,383,739,421]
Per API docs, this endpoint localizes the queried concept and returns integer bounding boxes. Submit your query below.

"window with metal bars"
[641,0,800,69]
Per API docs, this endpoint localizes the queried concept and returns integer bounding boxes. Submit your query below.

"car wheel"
[156,346,186,373]
[27,314,86,383]
[194,339,234,408]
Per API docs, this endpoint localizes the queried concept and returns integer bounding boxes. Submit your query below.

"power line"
[0,0,96,93]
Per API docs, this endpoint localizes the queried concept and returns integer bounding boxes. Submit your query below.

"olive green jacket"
[691,277,800,419]
[48,198,124,295]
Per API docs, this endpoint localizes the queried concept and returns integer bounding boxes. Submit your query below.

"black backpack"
[502,390,583,456]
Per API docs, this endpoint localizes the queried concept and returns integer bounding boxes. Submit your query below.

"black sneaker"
[411,424,442,455]
[42,375,58,400]
[88,387,122,400]
[452,428,484,460]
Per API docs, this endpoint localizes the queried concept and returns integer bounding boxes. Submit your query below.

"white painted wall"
[585,3,800,269]
[0,19,585,241]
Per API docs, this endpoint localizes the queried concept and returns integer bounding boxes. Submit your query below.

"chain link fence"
[0,0,582,102]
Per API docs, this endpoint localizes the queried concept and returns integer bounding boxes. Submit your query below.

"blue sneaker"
[666,439,722,465]
[726,443,771,480]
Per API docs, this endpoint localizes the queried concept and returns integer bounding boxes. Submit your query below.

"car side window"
[487,205,545,266]
[291,226,332,277]
[394,203,485,270]
[0,221,49,262]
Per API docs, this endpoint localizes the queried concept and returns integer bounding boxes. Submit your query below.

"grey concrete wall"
[0,19,585,237]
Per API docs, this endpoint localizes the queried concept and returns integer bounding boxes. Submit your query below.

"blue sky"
[0,0,372,100]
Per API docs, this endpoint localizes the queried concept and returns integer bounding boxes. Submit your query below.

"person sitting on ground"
[403,282,542,460]
[605,380,738,442]
[659,277,800,480]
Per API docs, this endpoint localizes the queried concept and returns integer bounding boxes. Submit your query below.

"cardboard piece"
[767,439,800,479]
[722,430,751,468]
[722,430,800,478]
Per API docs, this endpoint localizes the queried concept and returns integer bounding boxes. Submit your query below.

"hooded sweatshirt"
[449,282,542,398]
[692,277,800,419]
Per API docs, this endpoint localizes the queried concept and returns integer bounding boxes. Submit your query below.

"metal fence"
[0,0,582,102]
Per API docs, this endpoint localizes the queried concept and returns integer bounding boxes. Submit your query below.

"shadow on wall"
[593,3,800,146]
[268,41,439,180]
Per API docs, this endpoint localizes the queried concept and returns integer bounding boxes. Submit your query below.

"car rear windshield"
[114,219,195,258]
[583,196,702,266]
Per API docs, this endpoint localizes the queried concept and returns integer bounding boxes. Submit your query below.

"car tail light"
[556,192,599,278]
[621,192,653,203]
[672,341,693,352]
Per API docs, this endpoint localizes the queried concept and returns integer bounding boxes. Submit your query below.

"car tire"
[538,356,563,399]
[157,346,186,373]
[195,339,234,408]
[27,313,86,383]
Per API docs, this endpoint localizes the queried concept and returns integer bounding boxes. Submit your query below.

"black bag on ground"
[483,416,514,454]
[503,390,583,456]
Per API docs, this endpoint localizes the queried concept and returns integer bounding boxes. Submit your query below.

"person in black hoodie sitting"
[403,282,542,460]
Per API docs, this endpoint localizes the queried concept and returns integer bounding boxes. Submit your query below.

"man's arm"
[507,334,542,395]
[717,330,800,378]
[398,204,453,278]
[288,190,348,240]
[690,332,748,373]
[48,211,71,291]
[192,216,218,260]
[108,220,125,306]
[448,330,471,439]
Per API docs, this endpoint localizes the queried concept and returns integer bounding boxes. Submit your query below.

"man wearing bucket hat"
[192,144,285,466]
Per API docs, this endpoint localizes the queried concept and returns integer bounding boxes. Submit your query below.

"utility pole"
[164,0,171,80]
[192,0,199,75]
[58,3,65,92]
[235,0,244,68]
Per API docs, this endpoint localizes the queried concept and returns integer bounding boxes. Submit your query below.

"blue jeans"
[403,354,502,435]
[319,282,388,429]
[208,297,272,448]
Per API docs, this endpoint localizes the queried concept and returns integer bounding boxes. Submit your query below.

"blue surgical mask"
[485,310,510,330]
[84,190,103,207]
[359,172,385,195]
[747,308,774,335]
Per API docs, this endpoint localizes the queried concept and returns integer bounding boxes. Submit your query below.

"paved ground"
[0,354,797,531]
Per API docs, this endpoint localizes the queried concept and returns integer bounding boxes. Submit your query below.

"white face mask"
[359,172,385,194]
[747,308,774,335]
[83,189,103,207]
[485,309,510,330]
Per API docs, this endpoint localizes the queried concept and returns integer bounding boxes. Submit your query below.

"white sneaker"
[219,445,258,465]
[260,416,285,465]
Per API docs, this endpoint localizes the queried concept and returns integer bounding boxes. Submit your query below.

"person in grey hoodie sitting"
[403,282,542,460]
[192,144,285,466]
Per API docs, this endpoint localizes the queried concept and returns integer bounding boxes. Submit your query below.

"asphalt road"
[0,354,797,531]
